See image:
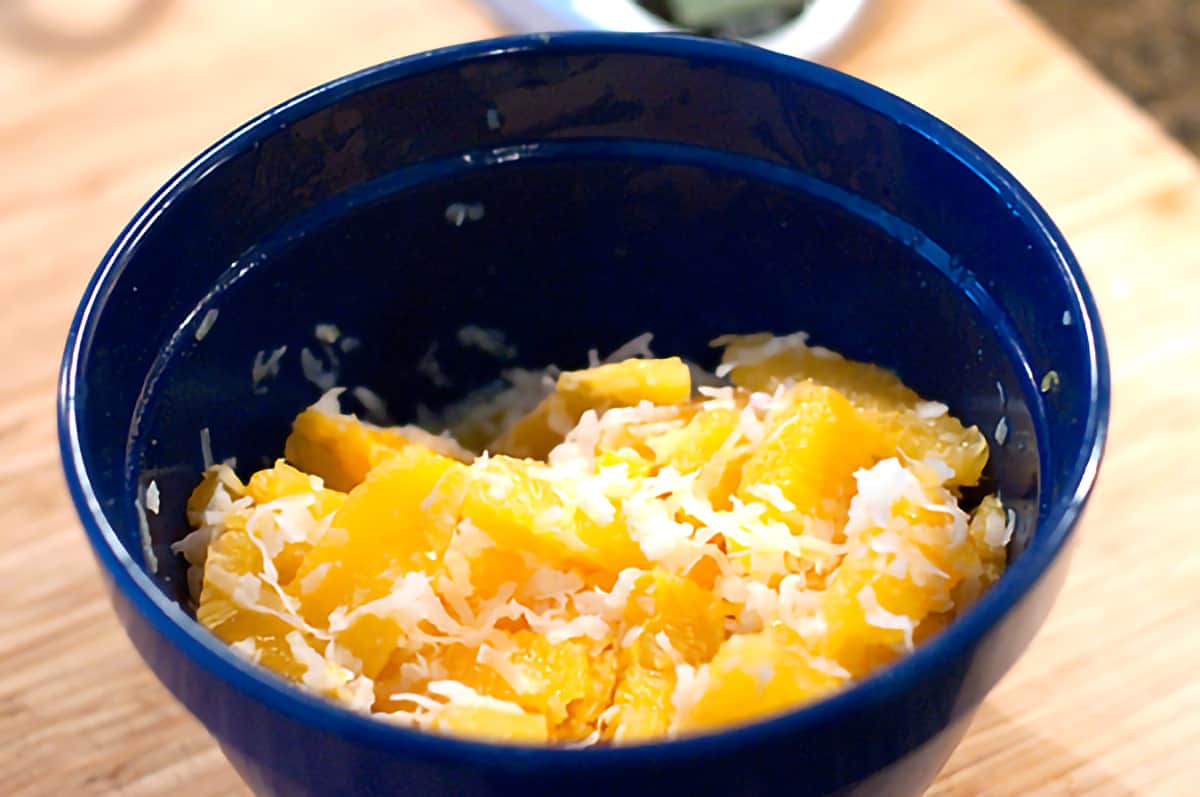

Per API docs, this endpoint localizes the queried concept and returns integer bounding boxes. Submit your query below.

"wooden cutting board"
[1,1,1196,794]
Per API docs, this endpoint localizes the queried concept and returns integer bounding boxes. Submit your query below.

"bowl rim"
[58,31,1110,769]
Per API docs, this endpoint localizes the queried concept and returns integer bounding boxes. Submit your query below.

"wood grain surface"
[1,1,1196,794]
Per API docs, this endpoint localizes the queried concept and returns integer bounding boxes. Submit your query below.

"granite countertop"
[1021,0,1200,153]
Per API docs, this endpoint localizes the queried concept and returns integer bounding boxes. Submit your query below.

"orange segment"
[440,632,617,739]
[720,335,987,486]
[737,381,881,525]
[431,702,549,743]
[818,557,927,677]
[462,455,644,574]
[186,332,1007,743]
[605,638,677,742]
[462,455,581,562]
[284,407,412,492]
[652,405,739,474]
[624,570,725,665]
[557,356,692,409]
[676,625,844,732]
[195,522,312,683]
[488,394,572,460]
[247,459,347,518]
[492,357,691,459]
[291,445,464,628]
[186,465,245,526]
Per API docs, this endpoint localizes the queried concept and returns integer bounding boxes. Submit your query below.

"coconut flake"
[199,427,214,469]
[251,346,287,394]
[229,638,261,663]
[603,332,655,363]
[298,562,332,595]
[543,614,611,644]
[311,387,345,416]
[712,331,809,378]
[416,342,451,388]
[457,325,517,360]
[985,507,1017,548]
[669,663,710,729]
[857,585,915,650]
[134,487,157,573]
[194,308,219,341]
[914,401,948,419]
[445,202,485,226]
[744,483,797,513]
[351,386,391,425]
[476,644,532,693]
[145,480,161,515]
[1040,370,1060,394]
[426,680,525,715]
[847,458,926,533]
[301,346,338,391]
[314,323,341,344]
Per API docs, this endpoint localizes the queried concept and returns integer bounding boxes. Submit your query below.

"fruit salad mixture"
[176,332,1010,745]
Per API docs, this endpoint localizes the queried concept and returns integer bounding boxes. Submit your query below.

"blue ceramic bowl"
[59,33,1108,797]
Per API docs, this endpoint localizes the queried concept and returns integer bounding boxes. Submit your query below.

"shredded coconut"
[603,332,655,362]
[145,480,160,515]
[199,427,213,469]
[994,416,1009,446]
[445,202,486,226]
[134,486,157,573]
[315,323,341,344]
[194,308,219,341]
[351,386,391,425]
[427,680,525,714]
[857,585,915,650]
[416,342,451,388]
[457,325,517,360]
[301,346,339,391]
[251,346,287,394]
[712,331,809,377]
[988,508,1017,548]
[914,401,948,419]
[182,330,1009,745]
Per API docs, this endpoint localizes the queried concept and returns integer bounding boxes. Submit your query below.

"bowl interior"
[69,37,1098,667]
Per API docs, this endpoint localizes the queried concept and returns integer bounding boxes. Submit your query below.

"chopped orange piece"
[624,570,725,665]
[557,356,692,409]
[432,702,550,743]
[186,332,1006,745]
[605,639,677,742]
[676,625,844,732]
[284,407,411,492]
[291,445,464,628]
[722,334,988,486]
[492,357,690,458]
[738,381,881,525]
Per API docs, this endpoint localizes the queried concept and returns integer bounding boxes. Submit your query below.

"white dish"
[478,0,874,61]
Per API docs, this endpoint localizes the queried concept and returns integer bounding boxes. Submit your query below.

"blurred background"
[1027,0,1200,154]
[1,0,1196,149]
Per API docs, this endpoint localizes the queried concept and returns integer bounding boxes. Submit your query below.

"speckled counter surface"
[1022,0,1200,153]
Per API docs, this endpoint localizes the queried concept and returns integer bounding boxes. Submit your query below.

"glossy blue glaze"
[59,33,1108,797]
